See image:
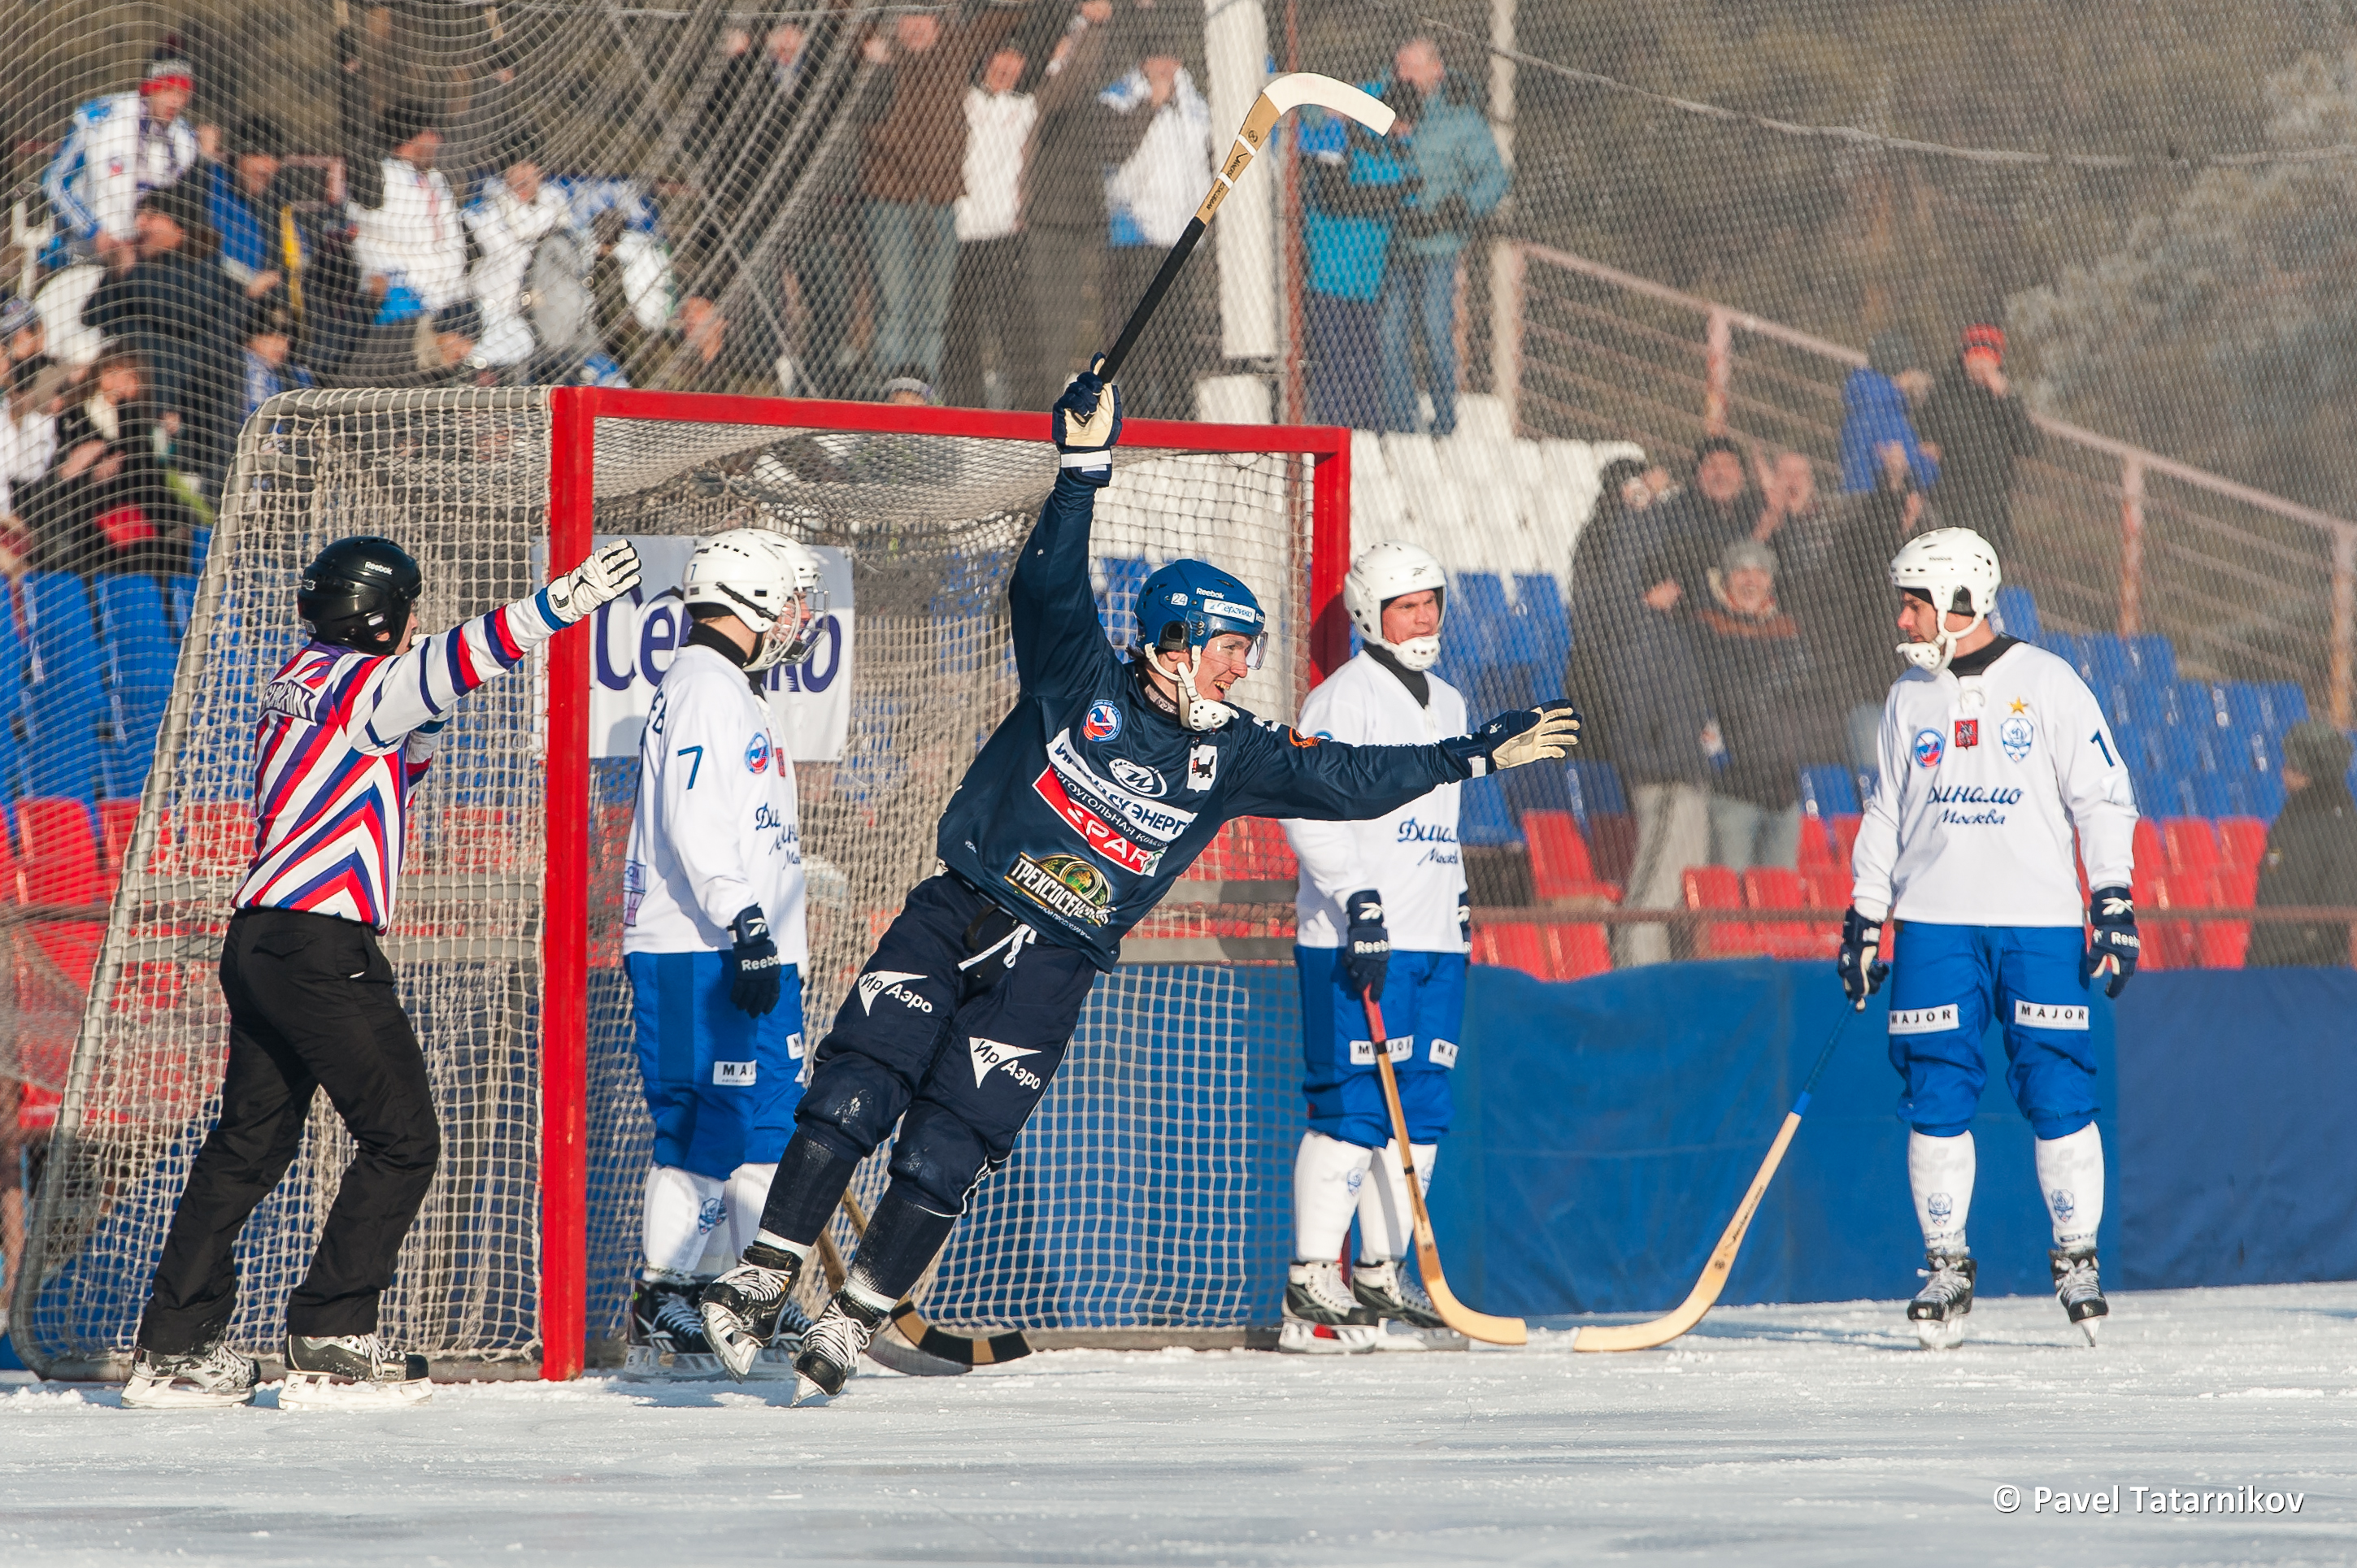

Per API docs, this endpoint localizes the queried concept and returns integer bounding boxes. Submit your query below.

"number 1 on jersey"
[2091,730,2116,767]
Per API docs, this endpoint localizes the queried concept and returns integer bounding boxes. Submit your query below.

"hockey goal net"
[11,387,1349,1379]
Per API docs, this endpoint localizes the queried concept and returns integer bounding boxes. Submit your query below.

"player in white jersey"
[1280,543,1470,1353]
[1837,528,2139,1349]
[621,531,827,1379]
[124,534,640,1409]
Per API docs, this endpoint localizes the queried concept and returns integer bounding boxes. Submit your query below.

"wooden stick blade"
[1572,1111,1804,1353]
[1263,72,1396,135]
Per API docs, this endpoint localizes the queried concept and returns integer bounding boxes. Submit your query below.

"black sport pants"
[138,907,441,1351]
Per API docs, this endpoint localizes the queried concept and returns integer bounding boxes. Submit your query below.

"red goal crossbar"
[535,387,1352,1377]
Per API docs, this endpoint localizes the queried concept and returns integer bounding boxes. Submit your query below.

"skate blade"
[743,1344,806,1381]
[620,1345,725,1382]
[120,1377,257,1410]
[1912,1314,1970,1351]
[1276,1320,1380,1356]
[277,1370,433,1409]
[2074,1314,2104,1347]
[701,1309,764,1383]
[789,1373,833,1407]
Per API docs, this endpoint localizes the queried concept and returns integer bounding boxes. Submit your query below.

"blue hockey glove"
[1837,907,1889,1010]
[728,904,783,1017]
[2082,885,2138,998]
[1051,355,1123,486]
[1442,700,1581,777]
[1344,888,1389,1003]
[1457,888,1472,947]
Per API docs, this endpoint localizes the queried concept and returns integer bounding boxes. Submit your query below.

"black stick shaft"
[1101,217,1207,381]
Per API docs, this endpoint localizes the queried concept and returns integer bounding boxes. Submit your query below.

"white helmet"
[683,528,828,672]
[1344,541,1449,672]
[1889,527,2002,675]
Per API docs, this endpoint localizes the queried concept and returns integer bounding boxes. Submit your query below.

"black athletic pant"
[138,907,441,1351]
[759,874,1098,1299]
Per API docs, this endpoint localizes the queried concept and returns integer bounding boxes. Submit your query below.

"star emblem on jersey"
[968,1036,1044,1089]
[2010,697,2029,714]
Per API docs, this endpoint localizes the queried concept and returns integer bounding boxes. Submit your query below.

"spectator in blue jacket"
[1376,38,1508,437]
[1298,103,1412,429]
[1838,331,1937,493]
[201,115,295,301]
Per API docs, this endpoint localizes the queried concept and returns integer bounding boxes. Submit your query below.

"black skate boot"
[1277,1258,1379,1355]
[698,1242,804,1382]
[624,1278,723,1381]
[1351,1258,1463,1351]
[121,1335,261,1410]
[793,1291,889,1401]
[280,1333,432,1408]
[1907,1250,1976,1350]
[2050,1246,2108,1345]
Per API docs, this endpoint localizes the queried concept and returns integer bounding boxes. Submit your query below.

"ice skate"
[120,1337,261,1409]
[2050,1246,2108,1344]
[1352,1258,1464,1351]
[623,1279,724,1381]
[279,1333,433,1408]
[793,1291,888,1402]
[1907,1250,1975,1350]
[749,1296,818,1380]
[1276,1258,1380,1355]
[698,1244,804,1382]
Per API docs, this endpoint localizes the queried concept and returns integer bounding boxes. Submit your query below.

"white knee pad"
[2035,1125,2104,1250]
[1907,1130,1976,1253]
[1356,1141,1437,1262]
[641,1164,728,1280]
[707,1162,779,1275]
[1293,1131,1374,1261]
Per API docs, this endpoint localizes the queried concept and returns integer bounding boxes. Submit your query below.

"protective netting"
[12,388,1316,1373]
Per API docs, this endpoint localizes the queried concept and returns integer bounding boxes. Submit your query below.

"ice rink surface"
[6,1282,2356,1567]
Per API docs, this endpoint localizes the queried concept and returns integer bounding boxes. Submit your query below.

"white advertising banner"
[586,534,854,762]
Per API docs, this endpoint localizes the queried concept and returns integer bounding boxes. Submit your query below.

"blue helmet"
[1133,559,1267,669]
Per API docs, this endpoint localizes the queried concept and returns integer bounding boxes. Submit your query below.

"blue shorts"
[1886,923,2098,1140]
[1296,947,1466,1148]
[626,950,807,1179]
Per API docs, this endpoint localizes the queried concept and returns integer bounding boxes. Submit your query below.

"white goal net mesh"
[13,387,1317,1375]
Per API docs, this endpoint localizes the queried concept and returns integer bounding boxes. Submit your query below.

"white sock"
[641,1164,727,1279]
[753,1229,812,1263]
[1356,1141,1437,1262]
[2036,1125,2105,1250]
[1293,1131,1374,1260]
[1907,1130,1975,1253]
[702,1162,778,1275]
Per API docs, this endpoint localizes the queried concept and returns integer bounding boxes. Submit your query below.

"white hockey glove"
[1442,701,1582,777]
[545,539,643,625]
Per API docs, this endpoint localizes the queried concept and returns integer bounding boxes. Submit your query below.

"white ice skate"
[698,1245,802,1382]
[1276,1258,1380,1355]
[793,1292,887,1404]
[279,1333,433,1408]
[622,1279,724,1381]
[1907,1251,1975,1350]
[2050,1246,2108,1345]
[120,1338,261,1409]
[1351,1258,1465,1352]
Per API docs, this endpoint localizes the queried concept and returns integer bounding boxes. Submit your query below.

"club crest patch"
[1999,713,2036,762]
[1005,852,1114,926]
[1083,701,1123,742]
[1954,719,1979,749]
[1912,728,1945,768]
[1109,757,1165,797]
[746,731,772,773]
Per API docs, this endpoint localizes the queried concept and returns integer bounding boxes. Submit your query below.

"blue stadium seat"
[96,575,176,690]
[1092,557,1150,649]
[1992,585,2041,643]
[928,551,1002,624]
[1798,764,1860,819]
[1502,755,1576,821]
[2039,632,2089,681]
[2258,683,2309,732]
[1458,774,1520,847]
[1564,759,1627,827]
[189,527,212,576]
[1450,573,1517,671]
[2082,634,2176,698]
[163,573,198,637]
[20,575,104,803]
[1509,574,1572,677]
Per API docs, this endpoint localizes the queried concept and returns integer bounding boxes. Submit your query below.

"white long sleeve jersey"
[623,643,808,962]
[43,95,197,244]
[349,159,468,311]
[1283,652,1469,953]
[1850,641,2137,928]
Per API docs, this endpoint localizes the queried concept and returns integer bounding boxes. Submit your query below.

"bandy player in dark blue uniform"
[700,363,1582,1400]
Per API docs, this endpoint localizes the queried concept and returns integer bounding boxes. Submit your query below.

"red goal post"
[534,388,1354,1378]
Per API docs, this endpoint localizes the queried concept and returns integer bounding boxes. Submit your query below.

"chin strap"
[1377,633,1441,672]
[1897,610,1986,675]
[1172,647,1237,732]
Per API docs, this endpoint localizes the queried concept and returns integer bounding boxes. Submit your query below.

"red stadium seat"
[163,801,256,875]
[1803,868,1854,914]
[2215,817,2268,870]
[1587,811,1637,885]
[1797,815,1835,869]
[1683,866,1751,958]
[2162,817,2219,877]
[0,810,21,905]
[1542,922,1611,981]
[1472,921,1550,979]
[2132,819,2167,882]
[1742,867,1830,959]
[2201,865,2259,970]
[1239,818,1298,881]
[1524,810,1621,903]
[18,797,106,906]
[2142,871,2215,971]
[432,806,523,873]
[99,798,140,871]
[1830,814,1862,868]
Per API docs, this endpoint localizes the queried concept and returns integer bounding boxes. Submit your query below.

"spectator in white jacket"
[941,45,1037,408]
[1098,28,1213,419]
[464,135,572,370]
[348,102,470,328]
[44,51,200,259]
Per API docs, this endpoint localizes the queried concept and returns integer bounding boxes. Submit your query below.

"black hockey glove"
[1344,888,1389,1004]
[1442,701,1581,776]
[2082,885,2138,998]
[1837,907,1889,1010]
[727,905,783,1017]
[1052,355,1123,487]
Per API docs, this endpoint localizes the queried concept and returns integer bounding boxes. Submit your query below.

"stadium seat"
[1501,753,1576,822]
[1510,573,1572,677]
[1797,814,1835,869]
[2142,871,2212,971]
[2161,818,2219,877]
[163,573,198,637]
[2131,819,2167,879]
[1236,817,1298,881]
[20,574,106,803]
[1992,585,2041,644]
[1830,814,1862,868]
[427,806,522,873]
[2201,865,2258,969]
[1798,764,1859,819]
[1450,573,1519,671]
[1092,558,1150,649]
[190,527,213,575]
[17,797,106,905]
[1741,867,1825,959]
[1457,775,1520,848]
[1803,867,1854,914]
[1587,811,1637,885]
[0,809,21,903]
[1523,810,1620,903]
[98,798,140,871]
[2215,816,2268,869]
[1542,922,1611,981]
[95,576,175,686]
[1472,921,1550,979]
[158,801,254,875]
[1563,760,1627,827]
[1682,865,1750,958]
[2257,682,2309,732]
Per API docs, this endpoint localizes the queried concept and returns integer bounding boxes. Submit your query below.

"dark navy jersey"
[936,471,1472,969]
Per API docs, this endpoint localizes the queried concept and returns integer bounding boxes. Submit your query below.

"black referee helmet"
[300,536,423,651]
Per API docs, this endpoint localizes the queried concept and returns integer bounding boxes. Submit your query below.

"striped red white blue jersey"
[233,591,568,929]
